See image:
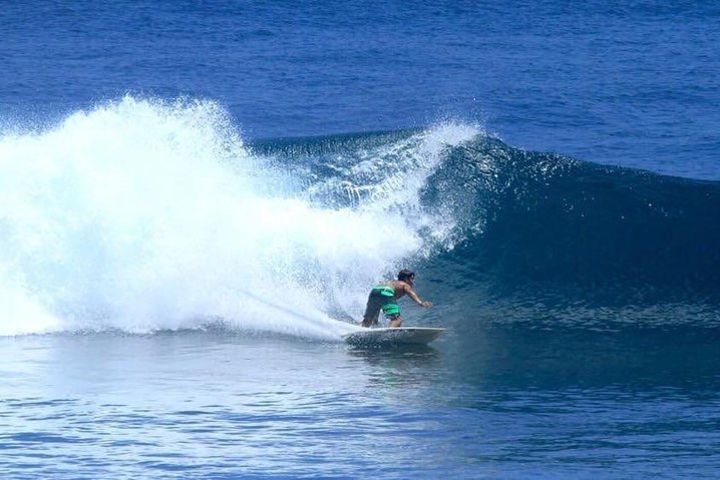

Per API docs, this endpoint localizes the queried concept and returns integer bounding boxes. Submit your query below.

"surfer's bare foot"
[389,317,402,328]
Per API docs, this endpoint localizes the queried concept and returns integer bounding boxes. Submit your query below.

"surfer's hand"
[421,301,432,308]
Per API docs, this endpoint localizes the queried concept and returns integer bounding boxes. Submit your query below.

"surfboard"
[342,327,445,346]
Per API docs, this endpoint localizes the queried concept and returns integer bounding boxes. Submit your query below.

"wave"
[1,96,718,336]
[421,137,720,296]
[0,97,477,337]
[417,138,720,328]
[257,131,720,329]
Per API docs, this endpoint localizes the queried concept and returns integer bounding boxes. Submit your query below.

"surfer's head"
[398,269,415,286]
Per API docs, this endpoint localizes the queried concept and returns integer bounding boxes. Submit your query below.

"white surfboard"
[342,327,445,346]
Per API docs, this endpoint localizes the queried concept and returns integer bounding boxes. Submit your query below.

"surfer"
[360,269,432,328]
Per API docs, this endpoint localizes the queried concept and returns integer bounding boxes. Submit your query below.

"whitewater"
[0,97,480,338]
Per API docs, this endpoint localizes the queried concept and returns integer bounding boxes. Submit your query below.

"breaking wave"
[1,96,718,336]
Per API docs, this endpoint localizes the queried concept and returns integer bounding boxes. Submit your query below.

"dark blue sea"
[1,1,719,478]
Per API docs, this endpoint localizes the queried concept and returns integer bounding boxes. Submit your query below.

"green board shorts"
[362,285,401,324]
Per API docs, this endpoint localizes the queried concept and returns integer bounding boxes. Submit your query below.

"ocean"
[1,1,719,478]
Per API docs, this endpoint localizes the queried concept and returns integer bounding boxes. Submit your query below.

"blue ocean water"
[1,1,720,478]
[3,0,719,178]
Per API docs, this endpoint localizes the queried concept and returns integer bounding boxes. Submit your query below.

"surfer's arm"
[405,286,432,308]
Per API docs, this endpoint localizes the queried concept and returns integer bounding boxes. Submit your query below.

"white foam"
[0,97,480,338]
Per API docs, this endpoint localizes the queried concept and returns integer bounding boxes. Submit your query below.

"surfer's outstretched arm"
[404,285,432,308]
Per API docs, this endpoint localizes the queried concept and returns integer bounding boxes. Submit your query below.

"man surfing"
[360,269,432,328]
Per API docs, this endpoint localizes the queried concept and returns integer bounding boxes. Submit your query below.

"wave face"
[418,139,720,328]
[1,97,718,336]
[258,129,720,329]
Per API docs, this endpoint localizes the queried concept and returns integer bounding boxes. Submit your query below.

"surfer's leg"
[361,292,383,327]
[382,303,401,327]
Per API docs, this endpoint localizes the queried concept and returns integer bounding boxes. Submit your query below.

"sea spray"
[0,97,480,337]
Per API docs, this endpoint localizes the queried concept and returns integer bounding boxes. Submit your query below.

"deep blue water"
[1,1,720,478]
[2,0,719,178]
